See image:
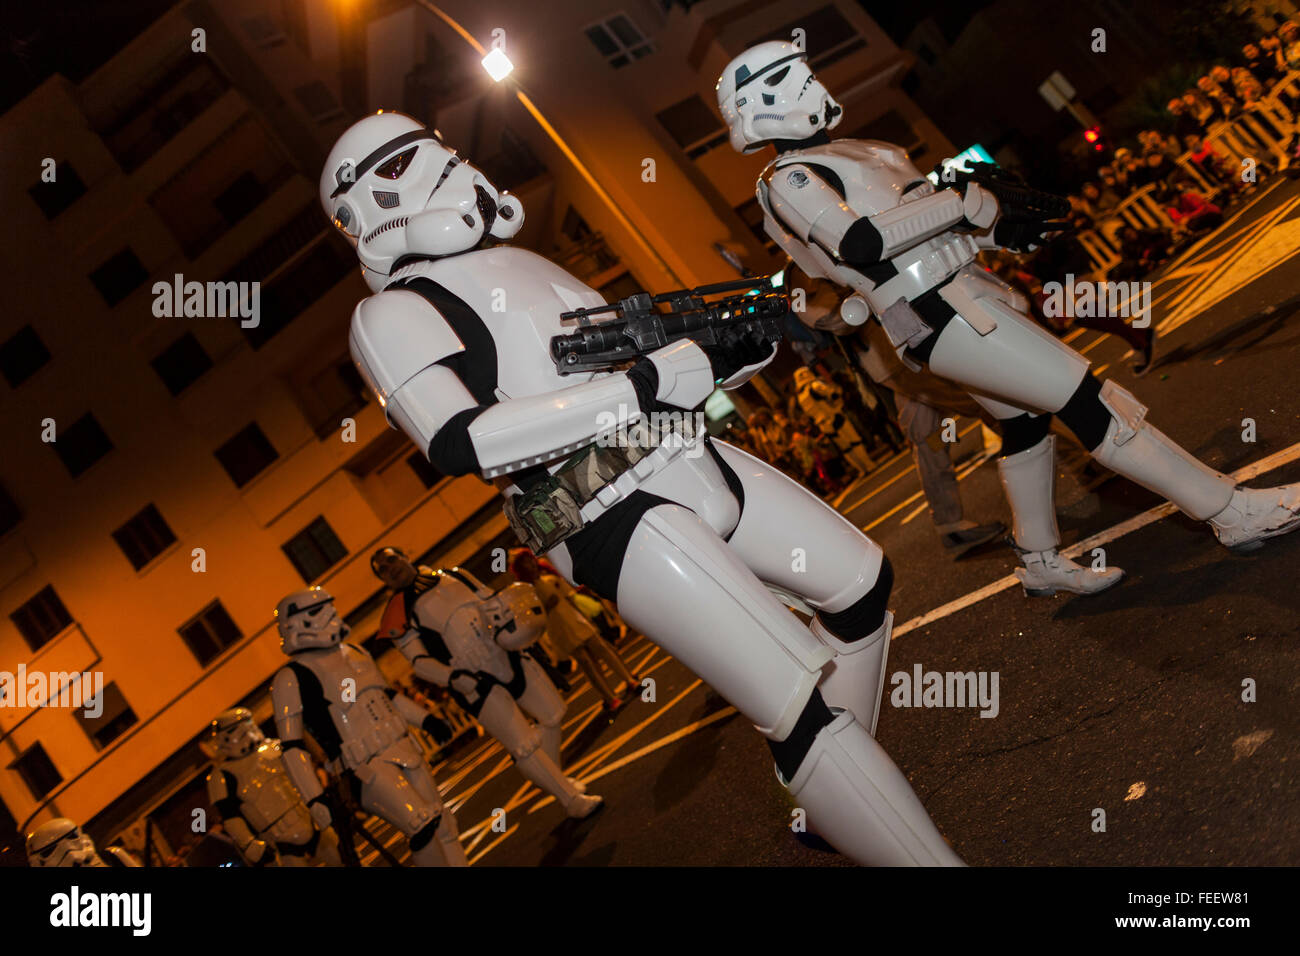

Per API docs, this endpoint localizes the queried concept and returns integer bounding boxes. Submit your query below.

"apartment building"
[0,0,506,860]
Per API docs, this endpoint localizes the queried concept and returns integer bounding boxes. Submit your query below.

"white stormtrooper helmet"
[211,707,265,759]
[319,110,525,292]
[275,587,349,654]
[482,582,546,651]
[27,818,102,867]
[716,41,843,153]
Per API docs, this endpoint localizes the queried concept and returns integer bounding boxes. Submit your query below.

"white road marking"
[892,441,1300,639]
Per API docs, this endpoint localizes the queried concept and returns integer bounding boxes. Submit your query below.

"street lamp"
[481,47,514,82]
[414,0,683,287]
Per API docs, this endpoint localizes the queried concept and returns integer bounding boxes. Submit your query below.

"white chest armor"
[761,140,980,308]
[294,645,410,770]
[217,741,310,837]
[390,247,608,401]
[386,248,707,515]
[411,572,513,681]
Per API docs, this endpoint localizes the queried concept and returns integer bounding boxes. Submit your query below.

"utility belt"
[504,420,693,553]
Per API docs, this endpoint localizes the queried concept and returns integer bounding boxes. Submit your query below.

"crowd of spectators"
[1066,19,1300,281]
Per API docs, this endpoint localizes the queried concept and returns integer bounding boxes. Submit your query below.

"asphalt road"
[367,178,1300,867]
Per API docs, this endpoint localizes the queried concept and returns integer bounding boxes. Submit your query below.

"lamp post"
[414,0,684,287]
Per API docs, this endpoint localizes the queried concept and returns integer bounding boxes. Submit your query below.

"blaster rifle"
[939,160,1073,224]
[551,275,789,375]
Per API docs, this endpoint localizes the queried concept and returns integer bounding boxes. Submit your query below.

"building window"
[584,13,653,68]
[97,55,229,172]
[9,585,72,652]
[282,516,347,583]
[0,325,51,388]
[0,482,20,535]
[10,744,62,800]
[245,238,353,350]
[224,203,323,285]
[213,171,270,227]
[657,95,729,159]
[759,6,866,72]
[302,359,368,439]
[293,81,344,123]
[112,504,177,570]
[55,413,114,478]
[178,600,242,666]
[240,13,287,48]
[214,423,279,488]
[89,248,148,307]
[151,332,212,396]
[27,162,87,219]
[76,682,138,750]
[406,451,443,489]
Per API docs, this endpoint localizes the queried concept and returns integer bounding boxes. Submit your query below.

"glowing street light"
[481,47,514,82]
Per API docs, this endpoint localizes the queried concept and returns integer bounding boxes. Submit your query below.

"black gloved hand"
[994,218,1071,252]
[471,670,499,702]
[625,357,660,415]
[702,335,777,383]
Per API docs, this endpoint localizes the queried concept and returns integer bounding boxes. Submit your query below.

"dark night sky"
[1,0,178,113]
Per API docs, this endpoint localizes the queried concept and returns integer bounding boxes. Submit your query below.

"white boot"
[538,721,587,792]
[1088,382,1300,549]
[1013,546,1124,597]
[812,612,891,736]
[515,749,603,819]
[1207,483,1300,551]
[784,709,964,866]
[410,813,468,867]
[433,814,468,866]
[540,722,563,766]
[998,435,1124,596]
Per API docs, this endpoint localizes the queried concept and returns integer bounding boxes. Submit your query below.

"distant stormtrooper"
[323,110,963,865]
[271,585,467,866]
[26,818,140,868]
[718,41,1300,596]
[792,365,875,476]
[206,707,343,866]
[372,548,602,819]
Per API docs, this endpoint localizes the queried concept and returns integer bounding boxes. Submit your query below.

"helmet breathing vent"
[363,216,409,244]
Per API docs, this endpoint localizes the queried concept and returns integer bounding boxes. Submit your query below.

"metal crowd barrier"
[1078,71,1300,274]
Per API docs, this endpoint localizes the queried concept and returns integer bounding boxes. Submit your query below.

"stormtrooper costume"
[718,42,1300,596]
[270,586,467,866]
[372,548,601,818]
[792,365,875,475]
[324,110,962,866]
[206,707,343,866]
[26,818,140,868]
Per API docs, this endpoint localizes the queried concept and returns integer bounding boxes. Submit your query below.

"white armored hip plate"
[419,247,608,400]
